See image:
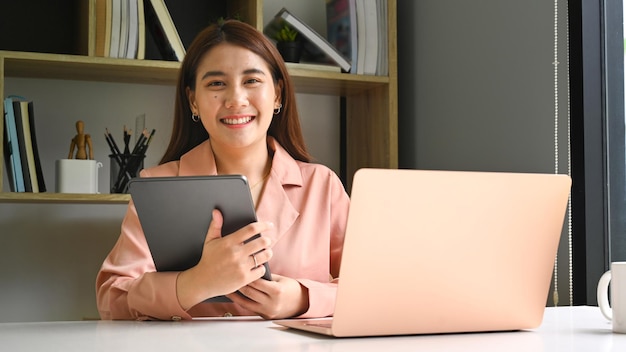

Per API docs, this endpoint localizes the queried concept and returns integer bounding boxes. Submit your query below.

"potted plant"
[274,23,302,63]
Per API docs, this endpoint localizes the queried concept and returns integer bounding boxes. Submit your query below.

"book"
[25,101,46,192]
[3,97,25,192]
[95,0,108,57]
[285,62,342,73]
[12,100,33,192]
[18,101,40,192]
[355,0,366,74]
[125,0,139,59]
[136,0,146,59]
[361,0,378,75]
[375,0,388,76]
[144,0,185,61]
[2,116,15,192]
[326,0,358,74]
[118,0,130,58]
[104,0,113,56]
[265,7,351,72]
[109,0,121,57]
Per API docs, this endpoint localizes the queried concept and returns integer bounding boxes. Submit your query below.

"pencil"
[106,128,123,157]
[138,129,155,155]
[123,126,131,154]
[106,130,133,192]
[131,129,147,155]
[104,132,124,168]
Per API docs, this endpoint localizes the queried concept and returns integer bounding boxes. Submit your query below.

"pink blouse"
[96,138,350,320]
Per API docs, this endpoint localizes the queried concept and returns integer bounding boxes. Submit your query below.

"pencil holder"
[109,153,145,193]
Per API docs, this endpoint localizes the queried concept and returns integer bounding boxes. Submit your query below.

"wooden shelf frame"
[0,51,389,93]
[0,0,397,204]
[0,192,130,204]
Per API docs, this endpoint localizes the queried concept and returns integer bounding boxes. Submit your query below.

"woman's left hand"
[226,274,309,319]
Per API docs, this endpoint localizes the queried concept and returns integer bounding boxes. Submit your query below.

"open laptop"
[273,168,571,337]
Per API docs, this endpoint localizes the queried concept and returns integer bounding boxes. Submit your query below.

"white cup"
[597,261,626,333]
[55,159,103,194]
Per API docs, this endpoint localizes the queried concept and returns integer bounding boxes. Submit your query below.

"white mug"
[597,261,626,333]
[55,159,103,194]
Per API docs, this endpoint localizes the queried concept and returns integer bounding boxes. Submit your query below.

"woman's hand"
[226,274,309,319]
[176,209,274,310]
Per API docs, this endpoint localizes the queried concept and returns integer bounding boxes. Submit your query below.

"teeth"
[222,116,253,125]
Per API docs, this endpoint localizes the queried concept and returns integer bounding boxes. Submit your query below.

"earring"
[191,112,200,122]
[273,104,282,115]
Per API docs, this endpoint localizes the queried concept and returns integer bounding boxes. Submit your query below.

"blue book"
[2,101,16,191]
[3,97,25,192]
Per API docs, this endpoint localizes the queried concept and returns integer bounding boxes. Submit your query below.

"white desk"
[0,306,624,351]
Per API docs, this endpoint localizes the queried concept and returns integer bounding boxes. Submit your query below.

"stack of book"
[94,0,185,61]
[3,96,46,193]
[264,1,388,75]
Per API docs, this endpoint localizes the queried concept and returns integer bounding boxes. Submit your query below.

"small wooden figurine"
[68,120,94,160]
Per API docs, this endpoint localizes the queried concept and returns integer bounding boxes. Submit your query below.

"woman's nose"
[224,86,248,109]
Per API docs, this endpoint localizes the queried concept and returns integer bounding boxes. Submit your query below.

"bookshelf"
[0,0,397,204]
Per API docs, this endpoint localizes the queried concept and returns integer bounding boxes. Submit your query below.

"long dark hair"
[159,19,311,164]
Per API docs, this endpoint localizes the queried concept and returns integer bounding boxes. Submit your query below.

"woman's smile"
[221,115,255,126]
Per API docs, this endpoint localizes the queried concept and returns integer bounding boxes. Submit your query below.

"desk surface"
[0,306,624,351]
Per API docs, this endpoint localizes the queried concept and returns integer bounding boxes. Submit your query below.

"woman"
[96,20,349,321]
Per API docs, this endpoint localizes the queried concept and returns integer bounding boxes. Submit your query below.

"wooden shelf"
[1,51,389,96]
[0,0,397,203]
[1,51,180,85]
[0,192,130,204]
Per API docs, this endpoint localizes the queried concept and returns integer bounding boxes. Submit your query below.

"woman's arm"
[95,202,190,320]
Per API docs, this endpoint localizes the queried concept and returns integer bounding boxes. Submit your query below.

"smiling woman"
[95,20,351,322]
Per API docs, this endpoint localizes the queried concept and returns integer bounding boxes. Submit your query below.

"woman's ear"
[186,87,197,114]
[274,80,284,109]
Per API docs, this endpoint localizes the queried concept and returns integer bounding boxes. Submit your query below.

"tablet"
[127,175,272,292]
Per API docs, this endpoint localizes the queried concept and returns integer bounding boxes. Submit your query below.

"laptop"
[273,168,571,337]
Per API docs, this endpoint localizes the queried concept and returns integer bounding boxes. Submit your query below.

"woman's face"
[188,43,282,152]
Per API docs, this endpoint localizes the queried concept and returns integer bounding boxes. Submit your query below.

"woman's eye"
[245,78,261,84]
[208,81,225,87]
